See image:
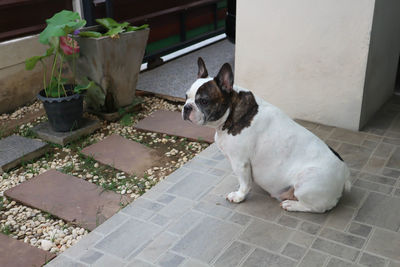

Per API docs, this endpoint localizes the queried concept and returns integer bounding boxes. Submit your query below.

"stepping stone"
[4,169,129,231]
[81,134,161,175]
[0,233,55,267]
[0,135,48,174]
[134,110,215,143]
[32,117,101,146]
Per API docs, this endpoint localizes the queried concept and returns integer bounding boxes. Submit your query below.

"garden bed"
[0,96,208,254]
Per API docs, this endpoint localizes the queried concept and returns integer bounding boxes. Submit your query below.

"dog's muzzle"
[183,104,192,121]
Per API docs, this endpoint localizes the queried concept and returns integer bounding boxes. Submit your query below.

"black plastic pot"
[37,85,84,132]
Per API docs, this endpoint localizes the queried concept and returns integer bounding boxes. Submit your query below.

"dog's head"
[182,57,233,127]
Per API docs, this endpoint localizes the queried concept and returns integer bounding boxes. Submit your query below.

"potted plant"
[25,10,93,132]
[73,18,149,120]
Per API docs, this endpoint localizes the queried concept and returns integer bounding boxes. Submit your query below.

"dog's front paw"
[226,191,245,203]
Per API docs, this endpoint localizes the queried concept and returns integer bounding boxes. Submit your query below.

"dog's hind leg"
[280,200,313,212]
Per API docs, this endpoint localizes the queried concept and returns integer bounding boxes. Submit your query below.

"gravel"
[0,96,208,254]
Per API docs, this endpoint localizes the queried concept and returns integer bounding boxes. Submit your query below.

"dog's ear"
[197,57,208,78]
[215,63,233,93]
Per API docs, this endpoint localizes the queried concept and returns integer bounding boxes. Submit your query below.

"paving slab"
[134,110,215,143]
[81,134,161,176]
[32,117,101,146]
[0,233,55,267]
[0,135,48,173]
[4,169,129,230]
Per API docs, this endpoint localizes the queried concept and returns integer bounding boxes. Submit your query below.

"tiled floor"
[47,96,400,267]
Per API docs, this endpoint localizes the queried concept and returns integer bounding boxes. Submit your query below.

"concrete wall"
[0,35,50,114]
[235,0,376,130]
[359,0,400,127]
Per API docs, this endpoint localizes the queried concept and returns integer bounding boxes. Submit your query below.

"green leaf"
[104,26,124,37]
[79,31,102,38]
[25,47,54,70]
[39,10,86,44]
[126,24,149,32]
[74,81,95,94]
[95,18,121,30]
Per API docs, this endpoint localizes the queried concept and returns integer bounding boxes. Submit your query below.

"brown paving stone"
[81,134,161,175]
[4,170,129,230]
[0,233,55,267]
[134,110,215,143]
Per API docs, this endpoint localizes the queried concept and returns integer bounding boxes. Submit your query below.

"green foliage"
[39,10,86,44]
[78,31,102,38]
[1,225,11,235]
[120,114,133,126]
[79,18,148,39]
[74,80,95,94]
[25,47,54,70]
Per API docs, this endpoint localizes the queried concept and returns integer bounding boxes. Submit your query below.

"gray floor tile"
[167,171,216,200]
[167,210,204,236]
[281,243,306,260]
[355,192,400,231]
[241,248,296,267]
[326,258,356,267]
[95,218,161,259]
[354,179,393,194]
[319,228,365,249]
[290,231,315,248]
[374,143,394,158]
[194,201,233,219]
[325,205,355,230]
[80,250,103,264]
[138,232,179,263]
[337,143,372,170]
[214,241,253,267]
[340,187,367,208]
[298,250,327,267]
[278,215,300,229]
[366,228,400,261]
[93,212,129,236]
[348,222,372,238]
[312,238,360,261]
[239,219,292,252]
[299,221,321,235]
[126,259,155,267]
[228,212,252,226]
[387,147,400,169]
[158,197,195,219]
[359,172,397,186]
[359,252,387,267]
[172,217,240,263]
[235,192,282,222]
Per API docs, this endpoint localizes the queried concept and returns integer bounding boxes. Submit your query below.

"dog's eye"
[185,94,188,100]
[200,99,208,105]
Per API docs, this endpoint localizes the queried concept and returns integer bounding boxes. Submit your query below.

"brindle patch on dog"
[195,80,230,123]
[222,90,259,136]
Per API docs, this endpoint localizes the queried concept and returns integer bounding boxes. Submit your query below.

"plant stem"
[57,53,64,98]
[49,49,58,96]
[72,37,76,86]
[40,60,48,97]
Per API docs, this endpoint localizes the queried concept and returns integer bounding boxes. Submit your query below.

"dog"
[182,57,351,213]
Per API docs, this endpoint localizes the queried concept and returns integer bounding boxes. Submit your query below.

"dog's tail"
[343,167,352,193]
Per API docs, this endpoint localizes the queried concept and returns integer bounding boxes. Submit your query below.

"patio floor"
[46,96,400,266]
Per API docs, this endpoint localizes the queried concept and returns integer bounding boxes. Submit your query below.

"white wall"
[359,0,400,128]
[235,0,376,130]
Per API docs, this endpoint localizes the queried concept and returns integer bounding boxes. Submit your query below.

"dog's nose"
[183,105,192,121]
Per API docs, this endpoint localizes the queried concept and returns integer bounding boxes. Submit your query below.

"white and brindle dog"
[182,57,351,213]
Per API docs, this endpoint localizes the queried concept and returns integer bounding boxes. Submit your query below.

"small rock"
[40,240,53,251]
